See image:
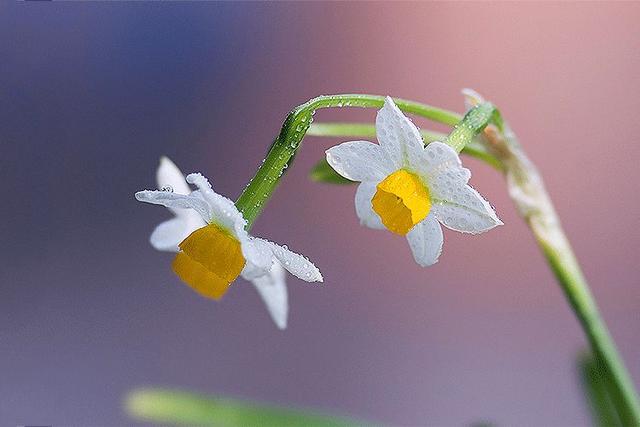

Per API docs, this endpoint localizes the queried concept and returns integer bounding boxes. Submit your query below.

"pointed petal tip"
[158,155,177,172]
[325,147,334,159]
[275,318,287,330]
[134,189,161,202]
[418,259,439,268]
[157,156,179,175]
[184,172,200,184]
[413,247,441,267]
[310,263,324,282]
[382,96,399,111]
[487,209,504,228]
[305,267,323,283]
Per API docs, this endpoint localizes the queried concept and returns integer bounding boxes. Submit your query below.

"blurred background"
[2,2,640,426]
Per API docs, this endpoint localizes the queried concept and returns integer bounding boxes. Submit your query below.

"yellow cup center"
[371,169,431,235]
[172,223,246,300]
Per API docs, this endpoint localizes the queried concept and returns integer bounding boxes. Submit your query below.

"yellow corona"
[172,224,246,300]
[371,169,431,235]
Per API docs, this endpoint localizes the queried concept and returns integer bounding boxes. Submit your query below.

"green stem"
[445,102,502,153]
[579,351,623,427]
[483,124,640,425]
[235,94,462,229]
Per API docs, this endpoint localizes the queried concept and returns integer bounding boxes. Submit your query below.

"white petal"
[248,262,288,330]
[150,217,194,252]
[135,190,212,224]
[155,157,200,220]
[354,182,385,230]
[156,156,190,195]
[185,173,246,236]
[376,96,425,169]
[240,238,274,277]
[462,88,485,111]
[258,239,323,283]
[406,214,444,267]
[325,141,393,182]
[418,141,470,187]
[432,185,502,234]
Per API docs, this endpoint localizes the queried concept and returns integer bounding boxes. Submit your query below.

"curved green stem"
[235,94,462,229]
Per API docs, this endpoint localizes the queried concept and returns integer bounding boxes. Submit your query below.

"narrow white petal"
[154,156,196,220]
[248,262,288,330]
[406,214,444,267]
[325,141,393,182]
[354,182,385,230]
[150,217,195,252]
[376,96,425,169]
[135,190,212,224]
[257,239,323,283]
[185,173,246,235]
[432,185,503,234]
[156,156,191,195]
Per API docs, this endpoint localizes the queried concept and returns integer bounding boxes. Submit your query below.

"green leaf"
[579,352,623,427]
[310,158,355,185]
[125,388,366,427]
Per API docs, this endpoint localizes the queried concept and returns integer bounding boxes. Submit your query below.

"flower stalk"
[481,123,640,425]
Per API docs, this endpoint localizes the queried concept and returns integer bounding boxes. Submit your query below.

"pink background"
[2,3,639,425]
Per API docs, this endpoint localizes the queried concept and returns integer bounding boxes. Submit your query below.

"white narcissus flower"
[135,157,323,329]
[325,97,502,267]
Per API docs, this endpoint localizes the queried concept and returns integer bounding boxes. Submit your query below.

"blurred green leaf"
[579,352,623,427]
[126,388,366,427]
[469,422,497,427]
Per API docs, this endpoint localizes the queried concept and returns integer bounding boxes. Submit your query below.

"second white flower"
[325,96,502,266]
